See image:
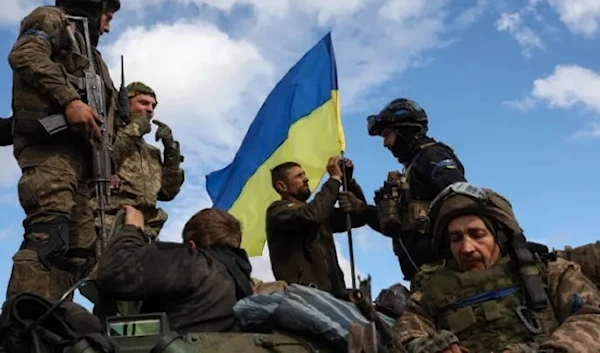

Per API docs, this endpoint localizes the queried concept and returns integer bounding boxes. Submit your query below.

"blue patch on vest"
[450,286,519,309]
[430,159,457,179]
[570,293,582,314]
[23,29,52,47]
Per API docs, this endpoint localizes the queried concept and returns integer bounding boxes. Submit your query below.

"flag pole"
[340,151,357,291]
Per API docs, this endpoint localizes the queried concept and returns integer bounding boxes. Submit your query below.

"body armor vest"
[417,256,559,352]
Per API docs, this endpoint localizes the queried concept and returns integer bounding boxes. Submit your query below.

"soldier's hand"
[340,158,354,181]
[326,156,343,180]
[123,205,145,230]
[441,344,464,353]
[338,191,366,213]
[110,174,123,192]
[153,119,173,143]
[65,99,102,139]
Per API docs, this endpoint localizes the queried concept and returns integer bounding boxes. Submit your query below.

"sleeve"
[416,145,466,195]
[96,224,206,300]
[8,7,80,106]
[330,179,381,233]
[537,259,600,352]
[158,140,184,201]
[393,290,439,351]
[266,177,341,229]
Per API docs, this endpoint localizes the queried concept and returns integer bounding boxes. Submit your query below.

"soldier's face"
[283,166,310,201]
[129,94,157,119]
[381,128,396,150]
[447,215,501,272]
[100,12,114,35]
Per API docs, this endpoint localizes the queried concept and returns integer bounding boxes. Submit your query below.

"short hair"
[270,161,301,191]
[182,208,242,248]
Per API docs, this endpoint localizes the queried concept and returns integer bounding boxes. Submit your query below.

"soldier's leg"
[7,153,83,302]
[67,181,98,280]
[145,207,168,240]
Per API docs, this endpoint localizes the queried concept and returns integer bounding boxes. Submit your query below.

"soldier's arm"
[394,291,445,352]
[537,259,600,352]
[330,179,381,233]
[417,146,466,196]
[96,224,204,298]
[267,178,341,228]
[158,140,184,201]
[8,8,80,107]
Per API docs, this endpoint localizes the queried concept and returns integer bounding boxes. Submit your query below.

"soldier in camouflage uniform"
[6,0,121,302]
[555,242,600,290]
[94,81,184,240]
[394,182,600,353]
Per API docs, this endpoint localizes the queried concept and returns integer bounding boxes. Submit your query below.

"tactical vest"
[417,256,559,353]
[394,142,438,234]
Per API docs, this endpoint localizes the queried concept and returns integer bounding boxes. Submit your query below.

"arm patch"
[430,159,457,179]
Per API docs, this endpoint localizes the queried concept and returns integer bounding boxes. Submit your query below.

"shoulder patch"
[429,159,458,178]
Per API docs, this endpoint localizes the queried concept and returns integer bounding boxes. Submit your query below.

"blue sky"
[0,0,599,309]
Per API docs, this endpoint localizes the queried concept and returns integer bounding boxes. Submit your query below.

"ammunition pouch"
[400,200,429,233]
[12,110,70,143]
[20,217,96,277]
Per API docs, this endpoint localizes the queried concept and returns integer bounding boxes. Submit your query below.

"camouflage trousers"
[7,150,96,303]
[94,206,167,241]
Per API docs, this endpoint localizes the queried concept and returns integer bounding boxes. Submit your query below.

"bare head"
[270,162,311,202]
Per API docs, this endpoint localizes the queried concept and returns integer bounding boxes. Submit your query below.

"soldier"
[265,156,376,298]
[367,98,466,283]
[94,81,184,240]
[394,182,600,353]
[6,0,121,302]
[96,205,253,333]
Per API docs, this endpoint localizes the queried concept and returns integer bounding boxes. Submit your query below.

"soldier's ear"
[275,180,287,193]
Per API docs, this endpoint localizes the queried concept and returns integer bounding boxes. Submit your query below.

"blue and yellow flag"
[205,32,345,256]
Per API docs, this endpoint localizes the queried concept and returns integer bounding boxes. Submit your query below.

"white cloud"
[545,0,600,37]
[502,96,537,112]
[0,0,42,26]
[0,148,20,188]
[506,65,600,137]
[495,12,546,58]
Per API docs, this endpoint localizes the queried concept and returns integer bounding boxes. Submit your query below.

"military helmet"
[367,98,428,136]
[55,0,121,13]
[127,81,157,104]
[373,283,411,319]
[428,182,522,257]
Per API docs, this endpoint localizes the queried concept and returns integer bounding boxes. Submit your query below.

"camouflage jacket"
[265,178,377,297]
[103,118,184,212]
[394,256,600,353]
[9,6,118,161]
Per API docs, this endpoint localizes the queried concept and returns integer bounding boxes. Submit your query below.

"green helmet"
[55,0,121,12]
[367,98,428,136]
[127,81,157,105]
[428,182,522,258]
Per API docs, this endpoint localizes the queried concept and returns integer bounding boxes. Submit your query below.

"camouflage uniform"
[556,241,600,290]
[91,82,184,240]
[6,4,119,302]
[394,183,600,353]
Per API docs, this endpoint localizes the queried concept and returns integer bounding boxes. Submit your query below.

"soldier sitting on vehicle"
[95,205,255,333]
[394,182,600,353]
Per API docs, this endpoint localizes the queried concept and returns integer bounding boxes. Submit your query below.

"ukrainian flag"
[205,32,345,256]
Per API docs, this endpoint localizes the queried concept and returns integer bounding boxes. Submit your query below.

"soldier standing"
[6,0,121,302]
[95,82,184,241]
[367,98,466,283]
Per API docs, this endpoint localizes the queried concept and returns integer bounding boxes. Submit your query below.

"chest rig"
[418,256,559,352]
[375,142,437,235]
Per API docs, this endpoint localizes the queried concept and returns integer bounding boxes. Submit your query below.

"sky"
[0,0,599,310]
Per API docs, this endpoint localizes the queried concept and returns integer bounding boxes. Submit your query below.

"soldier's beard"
[290,187,311,202]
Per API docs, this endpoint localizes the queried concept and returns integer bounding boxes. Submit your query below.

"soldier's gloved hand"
[378,198,401,234]
[153,119,174,145]
[338,191,366,214]
[130,111,152,135]
[340,158,354,181]
[405,330,464,353]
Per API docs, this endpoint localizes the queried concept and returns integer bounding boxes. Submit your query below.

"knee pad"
[21,216,70,271]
